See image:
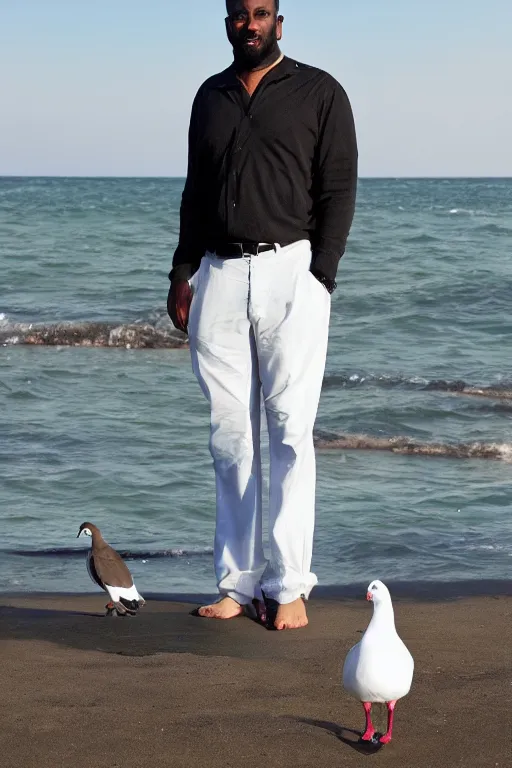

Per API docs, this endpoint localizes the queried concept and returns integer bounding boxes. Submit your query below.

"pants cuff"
[220,590,253,606]
[218,569,266,605]
[261,577,318,605]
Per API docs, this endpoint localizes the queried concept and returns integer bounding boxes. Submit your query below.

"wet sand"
[0,589,510,767]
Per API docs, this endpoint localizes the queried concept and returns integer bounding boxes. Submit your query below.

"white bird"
[342,580,414,744]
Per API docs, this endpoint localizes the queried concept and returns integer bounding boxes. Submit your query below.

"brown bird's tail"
[118,597,142,615]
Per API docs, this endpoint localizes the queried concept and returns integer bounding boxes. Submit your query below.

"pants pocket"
[188,265,201,295]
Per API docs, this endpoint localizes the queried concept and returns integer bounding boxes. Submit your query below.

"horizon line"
[1,174,512,181]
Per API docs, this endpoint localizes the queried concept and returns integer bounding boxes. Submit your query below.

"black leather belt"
[211,242,276,258]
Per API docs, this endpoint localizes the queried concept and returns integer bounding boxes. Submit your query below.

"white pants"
[188,240,331,605]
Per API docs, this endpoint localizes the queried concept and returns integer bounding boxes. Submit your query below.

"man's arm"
[168,90,205,284]
[310,79,358,292]
[167,91,205,332]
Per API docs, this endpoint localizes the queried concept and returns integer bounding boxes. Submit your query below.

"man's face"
[226,0,282,68]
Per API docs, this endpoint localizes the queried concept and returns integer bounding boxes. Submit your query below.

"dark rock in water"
[0,321,188,349]
[461,386,512,400]
[314,433,512,461]
[424,378,466,392]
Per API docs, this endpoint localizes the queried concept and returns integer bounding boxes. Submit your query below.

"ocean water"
[1,177,511,597]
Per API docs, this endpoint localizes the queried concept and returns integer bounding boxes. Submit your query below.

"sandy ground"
[0,590,510,768]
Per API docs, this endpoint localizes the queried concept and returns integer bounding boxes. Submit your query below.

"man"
[168,0,357,630]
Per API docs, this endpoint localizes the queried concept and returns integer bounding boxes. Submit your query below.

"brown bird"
[77,522,145,616]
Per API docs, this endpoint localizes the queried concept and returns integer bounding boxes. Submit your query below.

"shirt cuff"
[168,263,194,283]
[310,248,340,288]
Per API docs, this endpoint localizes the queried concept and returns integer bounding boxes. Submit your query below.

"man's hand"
[167,279,193,334]
[310,266,336,295]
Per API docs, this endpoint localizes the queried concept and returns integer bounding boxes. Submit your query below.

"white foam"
[496,443,512,462]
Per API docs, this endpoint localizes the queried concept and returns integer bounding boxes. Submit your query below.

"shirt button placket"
[230,114,251,226]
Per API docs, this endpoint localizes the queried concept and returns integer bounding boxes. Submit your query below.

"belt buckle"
[237,242,270,257]
[240,242,256,257]
[257,243,275,255]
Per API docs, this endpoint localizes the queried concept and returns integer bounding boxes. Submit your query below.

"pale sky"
[1,0,511,177]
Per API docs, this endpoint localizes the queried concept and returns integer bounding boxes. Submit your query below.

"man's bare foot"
[274,598,308,630]
[197,596,244,619]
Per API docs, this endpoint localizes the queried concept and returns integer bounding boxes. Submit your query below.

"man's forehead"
[227,0,275,12]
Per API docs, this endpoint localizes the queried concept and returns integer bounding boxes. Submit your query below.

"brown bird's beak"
[77,530,82,538]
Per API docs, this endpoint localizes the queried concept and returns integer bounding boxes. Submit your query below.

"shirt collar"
[214,55,300,90]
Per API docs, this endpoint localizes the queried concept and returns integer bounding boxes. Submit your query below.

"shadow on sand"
[293,717,385,755]
[0,600,321,661]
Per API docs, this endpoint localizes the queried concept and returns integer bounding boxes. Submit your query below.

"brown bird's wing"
[91,544,134,589]
[87,552,105,591]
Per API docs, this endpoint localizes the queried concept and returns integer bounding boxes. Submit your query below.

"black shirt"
[170,55,358,286]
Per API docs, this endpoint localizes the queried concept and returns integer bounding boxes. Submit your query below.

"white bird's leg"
[105,601,116,616]
[380,700,396,744]
[361,702,375,741]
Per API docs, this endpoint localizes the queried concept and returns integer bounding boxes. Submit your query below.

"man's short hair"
[226,1,280,13]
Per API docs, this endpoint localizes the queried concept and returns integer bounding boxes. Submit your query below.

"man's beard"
[231,26,279,70]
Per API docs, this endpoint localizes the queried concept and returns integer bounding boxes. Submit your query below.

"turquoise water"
[1,177,511,595]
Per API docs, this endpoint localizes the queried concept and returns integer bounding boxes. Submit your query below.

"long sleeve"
[169,91,206,283]
[311,80,358,286]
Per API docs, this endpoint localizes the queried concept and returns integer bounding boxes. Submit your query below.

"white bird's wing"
[342,641,362,696]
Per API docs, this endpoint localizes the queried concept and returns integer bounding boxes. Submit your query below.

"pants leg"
[249,241,331,604]
[188,255,267,604]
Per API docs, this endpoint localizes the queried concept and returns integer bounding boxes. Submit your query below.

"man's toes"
[275,617,308,630]
[196,597,244,619]
[276,621,306,630]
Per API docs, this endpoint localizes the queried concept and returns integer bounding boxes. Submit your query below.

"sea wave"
[2,319,511,406]
[5,547,214,559]
[314,433,512,461]
[0,320,187,349]
[322,373,512,400]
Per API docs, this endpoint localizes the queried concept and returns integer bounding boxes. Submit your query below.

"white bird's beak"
[366,591,373,601]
